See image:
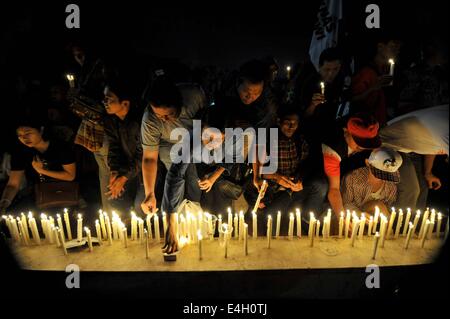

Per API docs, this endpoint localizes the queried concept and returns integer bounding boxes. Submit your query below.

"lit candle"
[419,208,430,239]
[154,214,160,243]
[239,211,244,241]
[198,229,203,260]
[105,213,112,245]
[227,207,232,229]
[218,214,223,240]
[320,81,325,95]
[420,221,430,248]
[345,211,351,238]
[379,215,388,248]
[309,221,316,247]
[394,210,403,239]
[28,213,40,245]
[325,209,332,237]
[99,210,107,240]
[66,73,75,88]
[402,208,412,237]
[373,206,380,234]
[2,216,12,240]
[18,219,29,246]
[138,218,144,244]
[53,226,60,247]
[131,212,137,241]
[95,220,102,245]
[123,227,128,248]
[436,213,442,238]
[85,227,93,252]
[252,212,257,239]
[207,213,213,241]
[338,212,344,238]
[40,214,49,243]
[244,223,249,256]
[286,66,291,79]
[162,212,168,239]
[367,216,373,237]
[358,214,366,239]
[77,214,83,242]
[58,228,67,255]
[308,212,315,239]
[144,229,149,259]
[112,214,118,240]
[388,59,395,76]
[63,208,72,241]
[296,208,301,238]
[427,221,435,240]
[252,180,268,213]
[224,224,229,258]
[56,214,65,242]
[20,213,30,243]
[267,215,272,249]
[412,210,421,237]
[351,218,360,247]
[284,212,292,240]
[404,222,414,249]
[371,232,380,259]
[234,213,238,239]
[276,211,281,239]
[315,220,321,238]
[10,216,20,242]
[387,208,396,239]
[48,216,55,244]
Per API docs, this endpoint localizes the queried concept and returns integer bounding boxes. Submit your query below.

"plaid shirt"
[74,119,105,152]
[342,166,397,211]
[277,135,309,178]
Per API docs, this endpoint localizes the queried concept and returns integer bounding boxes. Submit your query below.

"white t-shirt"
[380,104,449,155]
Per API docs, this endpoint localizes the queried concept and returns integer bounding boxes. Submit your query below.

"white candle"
[394,211,403,239]
[40,214,48,243]
[315,220,321,238]
[63,209,72,241]
[234,213,238,239]
[154,214,160,243]
[387,209,396,239]
[95,220,102,245]
[436,213,442,238]
[427,221,435,240]
[28,213,41,245]
[48,216,55,244]
[419,209,430,239]
[286,66,291,79]
[20,213,30,243]
[56,214,65,242]
[123,227,128,248]
[252,212,257,239]
[252,180,268,213]
[420,221,430,248]
[218,215,223,240]
[388,59,395,76]
[146,214,152,239]
[373,206,380,234]
[371,232,380,259]
[338,212,344,238]
[296,208,301,238]
[402,208,412,237]
[77,214,83,242]
[227,208,232,230]
[308,213,315,239]
[345,211,351,238]
[99,210,107,240]
[320,81,325,95]
[276,211,281,239]
[224,224,229,258]
[404,223,414,249]
[412,210,421,237]
[58,228,67,255]
[309,221,316,247]
[10,216,20,242]
[105,213,112,245]
[288,213,294,240]
[66,74,75,88]
[208,214,213,241]
[239,211,244,241]
[444,217,449,241]
[139,218,144,244]
[85,227,93,252]
[380,216,388,248]
[358,214,366,239]
[198,229,203,260]
[162,212,168,239]
[267,215,272,249]
[351,218,360,247]
[18,220,29,245]
[53,226,60,247]
[144,229,149,259]
[244,223,248,256]
[2,216,12,240]
[131,212,137,241]
[367,216,373,237]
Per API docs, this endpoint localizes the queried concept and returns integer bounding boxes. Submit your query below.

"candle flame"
[388,59,394,64]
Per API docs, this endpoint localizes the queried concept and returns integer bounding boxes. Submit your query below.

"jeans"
[93,136,112,212]
[395,152,428,211]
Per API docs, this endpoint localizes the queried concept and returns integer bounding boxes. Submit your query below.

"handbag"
[35,181,79,209]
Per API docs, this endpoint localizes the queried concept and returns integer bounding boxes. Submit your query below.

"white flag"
[309,0,343,71]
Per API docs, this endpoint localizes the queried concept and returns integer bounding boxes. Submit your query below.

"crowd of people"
[0,34,448,253]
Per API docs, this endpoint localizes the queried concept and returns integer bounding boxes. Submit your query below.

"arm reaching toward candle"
[141,149,159,215]
[424,155,442,190]
[162,214,178,254]
[198,167,225,193]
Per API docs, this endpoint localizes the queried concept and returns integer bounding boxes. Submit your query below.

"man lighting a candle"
[321,113,382,230]
[341,147,402,216]
[160,106,249,254]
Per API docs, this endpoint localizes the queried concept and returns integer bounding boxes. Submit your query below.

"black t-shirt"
[11,140,76,182]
